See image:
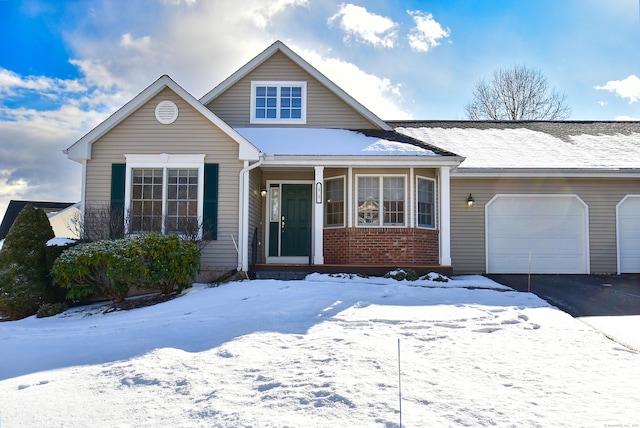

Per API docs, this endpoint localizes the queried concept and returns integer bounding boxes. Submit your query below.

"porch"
[251,263,454,280]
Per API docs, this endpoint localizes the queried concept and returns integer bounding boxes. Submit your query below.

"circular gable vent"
[155,100,179,124]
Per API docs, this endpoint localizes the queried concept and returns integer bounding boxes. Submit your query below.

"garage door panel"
[487,196,588,274]
[618,196,640,273]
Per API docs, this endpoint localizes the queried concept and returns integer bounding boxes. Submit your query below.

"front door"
[267,183,312,262]
[281,184,312,256]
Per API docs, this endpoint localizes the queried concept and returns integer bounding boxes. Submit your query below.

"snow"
[397,126,640,169]
[1,275,639,427]
[46,237,76,246]
[236,127,436,156]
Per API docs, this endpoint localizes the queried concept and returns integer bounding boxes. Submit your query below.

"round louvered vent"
[155,100,179,124]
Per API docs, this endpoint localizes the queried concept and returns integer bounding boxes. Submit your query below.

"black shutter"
[110,164,126,238]
[203,164,219,240]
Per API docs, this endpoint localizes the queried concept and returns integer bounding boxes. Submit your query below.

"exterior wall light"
[260,187,267,197]
[467,194,475,207]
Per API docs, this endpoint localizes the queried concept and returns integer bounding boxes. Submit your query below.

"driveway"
[486,274,640,317]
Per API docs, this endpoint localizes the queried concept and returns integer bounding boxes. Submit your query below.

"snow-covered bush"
[384,268,420,281]
[127,233,200,294]
[422,272,450,282]
[52,234,200,303]
[51,239,142,303]
[0,205,57,319]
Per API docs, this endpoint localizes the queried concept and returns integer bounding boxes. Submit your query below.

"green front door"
[280,184,312,257]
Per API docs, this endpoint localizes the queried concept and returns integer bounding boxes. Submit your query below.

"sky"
[1,0,640,217]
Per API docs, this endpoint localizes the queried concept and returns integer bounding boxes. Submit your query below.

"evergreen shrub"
[51,239,142,303]
[384,268,420,282]
[128,233,200,294]
[52,233,201,303]
[0,205,56,319]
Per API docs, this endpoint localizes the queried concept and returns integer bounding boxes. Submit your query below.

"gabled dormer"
[200,41,391,130]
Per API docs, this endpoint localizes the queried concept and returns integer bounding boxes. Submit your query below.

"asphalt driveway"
[486,274,640,317]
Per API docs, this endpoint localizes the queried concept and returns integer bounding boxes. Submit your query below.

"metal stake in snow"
[528,249,532,292]
[398,338,402,428]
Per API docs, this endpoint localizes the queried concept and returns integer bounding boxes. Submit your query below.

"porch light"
[315,182,322,204]
[467,193,475,207]
[260,187,267,197]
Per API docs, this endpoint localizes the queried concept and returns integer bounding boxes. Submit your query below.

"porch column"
[313,166,324,264]
[439,167,452,266]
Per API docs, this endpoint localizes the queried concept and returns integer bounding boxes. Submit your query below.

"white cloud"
[595,75,640,103]
[328,3,398,48]
[407,10,450,53]
[246,0,309,30]
[0,68,87,96]
[297,47,411,120]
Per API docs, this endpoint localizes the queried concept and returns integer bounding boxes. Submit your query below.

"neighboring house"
[64,41,640,277]
[395,121,640,275]
[0,200,79,241]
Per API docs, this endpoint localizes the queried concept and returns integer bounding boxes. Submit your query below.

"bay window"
[324,177,345,227]
[417,177,436,228]
[357,175,406,226]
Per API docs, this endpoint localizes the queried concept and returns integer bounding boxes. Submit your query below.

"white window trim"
[123,153,205,236]
[250,81,307,124]
[355,174,407,228]
[416,176,437,230]
[324,176,346,228]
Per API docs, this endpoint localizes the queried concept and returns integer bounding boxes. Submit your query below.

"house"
[0,200,79,241]
[64,40,640,278]
[64,41,463,279]
[395,121,640,275]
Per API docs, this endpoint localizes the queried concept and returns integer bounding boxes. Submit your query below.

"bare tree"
[464,65,571,120]
[70,204,126,241]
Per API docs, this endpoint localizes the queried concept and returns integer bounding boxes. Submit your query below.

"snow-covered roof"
[393,121,640,173]
[235,128,448,157]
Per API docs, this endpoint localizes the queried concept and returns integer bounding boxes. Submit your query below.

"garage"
[617,195,640,273]
[486,195,589,274]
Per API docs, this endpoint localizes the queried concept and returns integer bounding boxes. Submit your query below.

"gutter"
[237,153,265,274]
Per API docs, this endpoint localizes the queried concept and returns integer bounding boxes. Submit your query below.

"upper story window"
[251,81,307,124]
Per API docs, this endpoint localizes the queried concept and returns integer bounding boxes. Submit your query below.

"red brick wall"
[323,227,440,265]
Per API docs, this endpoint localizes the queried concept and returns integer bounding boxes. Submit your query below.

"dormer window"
[250,81,307,124]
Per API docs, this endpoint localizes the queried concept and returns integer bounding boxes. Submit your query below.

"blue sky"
[1,0,639,218]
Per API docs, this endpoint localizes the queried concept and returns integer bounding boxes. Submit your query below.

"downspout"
[237,153,264,274]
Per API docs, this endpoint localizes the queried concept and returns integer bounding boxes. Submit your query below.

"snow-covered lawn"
[0,274,638,427]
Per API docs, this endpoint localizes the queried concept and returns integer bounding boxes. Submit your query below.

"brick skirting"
[323,227,440,266]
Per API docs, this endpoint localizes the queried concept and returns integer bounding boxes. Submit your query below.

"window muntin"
[166,169,199,233]
[357,175,406,226]
[324,177,345,227]
[251,81,306,124]
[131,167,199,234]
[417,177,436,228]
[125,154,205,237]
[131,169,163,232]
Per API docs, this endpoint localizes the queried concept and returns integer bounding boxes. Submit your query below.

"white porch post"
[439,166,452,266]
[313,166,324,265]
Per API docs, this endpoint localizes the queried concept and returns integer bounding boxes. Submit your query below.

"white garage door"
[617,196,640,273]
[486,195,589,274]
